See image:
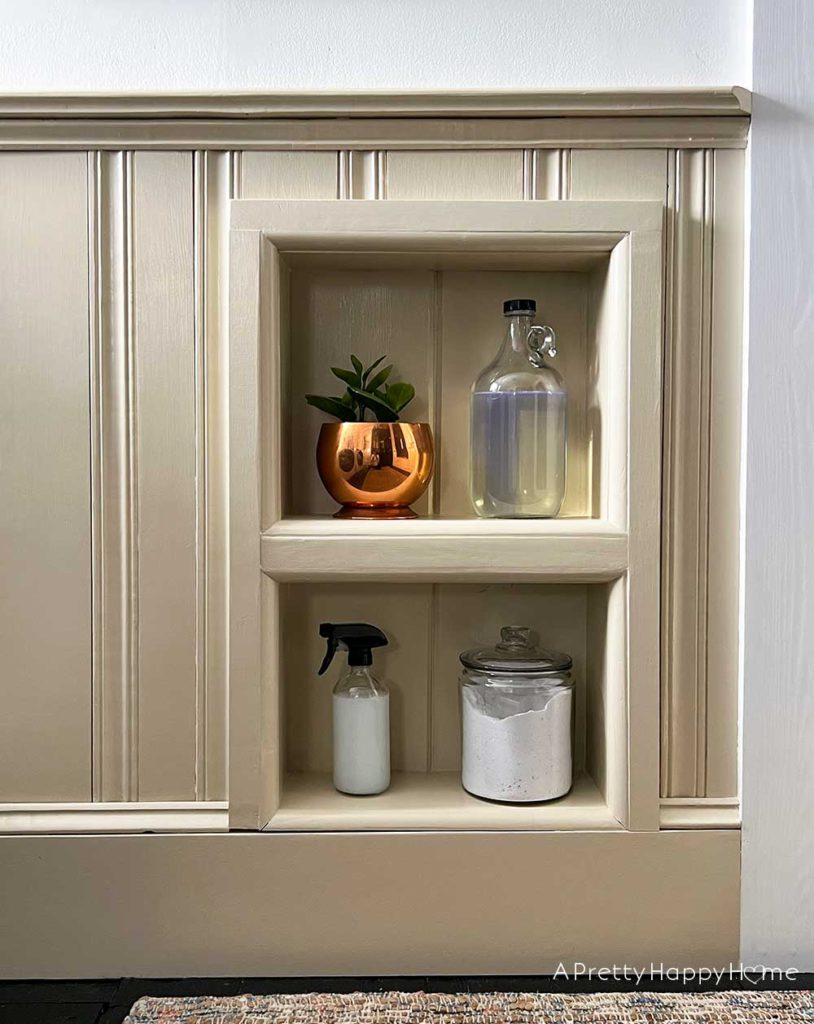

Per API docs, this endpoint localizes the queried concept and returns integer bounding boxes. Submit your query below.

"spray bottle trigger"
[318,636,338,676]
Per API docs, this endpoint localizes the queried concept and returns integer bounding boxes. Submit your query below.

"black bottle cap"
[318,622,388,674]
[503,298,536,316]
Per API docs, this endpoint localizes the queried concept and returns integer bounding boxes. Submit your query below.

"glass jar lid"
[459,625,572,674]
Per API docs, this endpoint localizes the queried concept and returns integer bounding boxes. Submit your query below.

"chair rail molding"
[0,88,751,119]
[0,88,750,150]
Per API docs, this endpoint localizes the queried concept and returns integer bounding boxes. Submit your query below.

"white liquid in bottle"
[332,690,390,795]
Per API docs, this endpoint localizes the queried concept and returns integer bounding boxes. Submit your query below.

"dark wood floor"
[0,974,811,1024]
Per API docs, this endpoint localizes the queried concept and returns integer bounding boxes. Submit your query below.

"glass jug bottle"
[470,298,566,517]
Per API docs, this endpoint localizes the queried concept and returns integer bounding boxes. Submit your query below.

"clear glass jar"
[470,298,566,517]
[459,626,574,803]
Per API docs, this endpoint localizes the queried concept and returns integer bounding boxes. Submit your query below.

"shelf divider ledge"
[261,517,628,582]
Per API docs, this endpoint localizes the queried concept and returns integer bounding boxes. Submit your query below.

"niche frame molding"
[229,198,663,833]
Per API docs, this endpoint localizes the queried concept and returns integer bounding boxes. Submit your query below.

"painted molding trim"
[229,199,664,832]
[660,796,741,829]
[88,151,139,801]
[0,88,750,120]
[0,117,749,151]
[0,801,229,834]
[0,89,750,151]
[660,149,743,800]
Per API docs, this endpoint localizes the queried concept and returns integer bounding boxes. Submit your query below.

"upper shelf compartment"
[231,200,663,572]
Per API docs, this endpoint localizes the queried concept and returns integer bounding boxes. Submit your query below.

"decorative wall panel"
[0,153,92,801]
[240,151,339,200]
[385,150,524,199]
[661,149,743,799]
[0,93,747,823]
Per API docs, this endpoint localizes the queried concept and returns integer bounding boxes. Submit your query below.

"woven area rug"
[123,990,814,1023]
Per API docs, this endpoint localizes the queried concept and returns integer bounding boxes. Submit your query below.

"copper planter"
[316,422,435,519]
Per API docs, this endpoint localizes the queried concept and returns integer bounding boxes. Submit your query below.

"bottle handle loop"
[526,324,557,366]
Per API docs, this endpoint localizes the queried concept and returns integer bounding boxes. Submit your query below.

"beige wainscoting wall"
[1,91,746,821]
[0,90,747,975]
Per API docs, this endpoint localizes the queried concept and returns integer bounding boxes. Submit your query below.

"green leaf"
[347,385,399,422]
[350,354,364,377]
[341,389,362,418]
[385,381,415,413]
[330,366,361,388]
[305,394,357,421]
[366,363,393,393]
[362,355,387,384]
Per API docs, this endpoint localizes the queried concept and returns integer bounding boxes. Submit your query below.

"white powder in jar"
[461,685,573,802]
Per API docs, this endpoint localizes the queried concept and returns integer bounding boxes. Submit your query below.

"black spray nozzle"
[318,622,388,674]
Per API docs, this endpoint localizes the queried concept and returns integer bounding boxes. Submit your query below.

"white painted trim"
[0,802,229,834]
[659,797,741,829]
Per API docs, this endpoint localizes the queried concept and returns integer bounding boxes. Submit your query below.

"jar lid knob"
[498,625,535,650]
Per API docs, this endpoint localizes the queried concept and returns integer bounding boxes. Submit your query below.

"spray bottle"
[318,622,390,795]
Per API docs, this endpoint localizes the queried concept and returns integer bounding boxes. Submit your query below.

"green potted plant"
[306,354,434,520]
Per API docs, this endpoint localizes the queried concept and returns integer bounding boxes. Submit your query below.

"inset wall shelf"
[261,517,628,582]
[230,199,663,835]
[265,772,621,833]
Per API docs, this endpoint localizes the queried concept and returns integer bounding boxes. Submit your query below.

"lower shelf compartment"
[264,771,622,832]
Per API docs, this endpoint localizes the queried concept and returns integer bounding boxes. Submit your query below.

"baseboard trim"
[0,830,739,976]
[660,796,741,829]
[0,801,229,834]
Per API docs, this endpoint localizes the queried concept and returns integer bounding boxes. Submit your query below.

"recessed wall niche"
[231,199,662,837]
